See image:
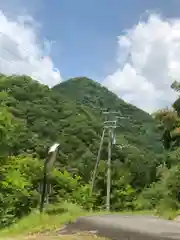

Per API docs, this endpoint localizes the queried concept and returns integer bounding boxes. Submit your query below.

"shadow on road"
[57,216,180,240]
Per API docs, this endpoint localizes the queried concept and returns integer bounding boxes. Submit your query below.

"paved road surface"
[59,214,180,240]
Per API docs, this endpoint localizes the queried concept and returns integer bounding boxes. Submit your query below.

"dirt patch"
[18,232,105,240]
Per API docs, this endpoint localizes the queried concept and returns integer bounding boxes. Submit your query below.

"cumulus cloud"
[103,14,180,113]
[0,10,62,87]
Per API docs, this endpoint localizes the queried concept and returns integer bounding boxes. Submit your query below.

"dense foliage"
[0,74,177,227]
[137,81,180,215]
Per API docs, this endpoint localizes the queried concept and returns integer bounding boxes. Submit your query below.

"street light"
[40,143,60,213]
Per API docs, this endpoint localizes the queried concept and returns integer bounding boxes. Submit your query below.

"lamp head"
[48,143,60,154]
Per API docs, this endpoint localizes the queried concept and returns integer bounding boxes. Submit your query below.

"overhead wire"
[0,31,45,80]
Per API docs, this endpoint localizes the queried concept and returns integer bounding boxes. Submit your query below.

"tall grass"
[0,201,179,238]
[0,202,86,237]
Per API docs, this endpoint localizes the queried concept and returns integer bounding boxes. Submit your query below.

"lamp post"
[40,143,60,213]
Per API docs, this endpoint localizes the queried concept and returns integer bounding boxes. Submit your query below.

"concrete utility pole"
[104,113,117,212]
[106,128,112,211]
[91,111,119,211]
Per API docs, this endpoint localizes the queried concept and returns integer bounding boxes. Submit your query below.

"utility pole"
[104,113,117,211]
[91,110,118,211]
[106,128,112,211]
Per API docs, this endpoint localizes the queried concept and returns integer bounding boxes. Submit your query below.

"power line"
[0,31,45,80]
[0,31,41,59]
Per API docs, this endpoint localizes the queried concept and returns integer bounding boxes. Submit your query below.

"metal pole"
[40,160,48,213]
[106,128,112,211]
[91,128,106,194]
[40,143,59,213]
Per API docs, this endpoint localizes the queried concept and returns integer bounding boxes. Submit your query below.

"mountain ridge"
[53,77,147,115]
[0,75,164,185]
[53,77,163,154]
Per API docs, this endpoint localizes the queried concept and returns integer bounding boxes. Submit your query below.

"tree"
[0,155,42,227]
[153,81,180,150]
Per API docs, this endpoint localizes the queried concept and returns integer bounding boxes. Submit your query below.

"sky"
[0,0,180,113]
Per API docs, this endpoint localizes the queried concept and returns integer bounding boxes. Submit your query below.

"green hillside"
[0,75,164,184]
[0,74,168,228]
[54,77,163,154]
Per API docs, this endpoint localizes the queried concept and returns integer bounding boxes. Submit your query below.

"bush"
[136,164,180,212]
[0,155,42,227]
[49,169,95,210]
[0,155,94,228]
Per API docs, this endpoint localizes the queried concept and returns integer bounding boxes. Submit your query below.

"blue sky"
[45,0,180,80]
[1,0,179,80]
[0,0,180,112]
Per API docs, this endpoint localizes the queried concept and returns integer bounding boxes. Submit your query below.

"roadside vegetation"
[0,75,179,238]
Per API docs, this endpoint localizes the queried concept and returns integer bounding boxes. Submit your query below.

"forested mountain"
[0,74,172,227]
[0,75,163,174]
[54,77,163,154]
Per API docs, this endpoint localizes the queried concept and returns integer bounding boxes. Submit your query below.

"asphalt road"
[59,214,180,240]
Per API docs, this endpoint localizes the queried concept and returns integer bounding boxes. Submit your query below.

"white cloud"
[0,10,62,87]
[103,14,180,113]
